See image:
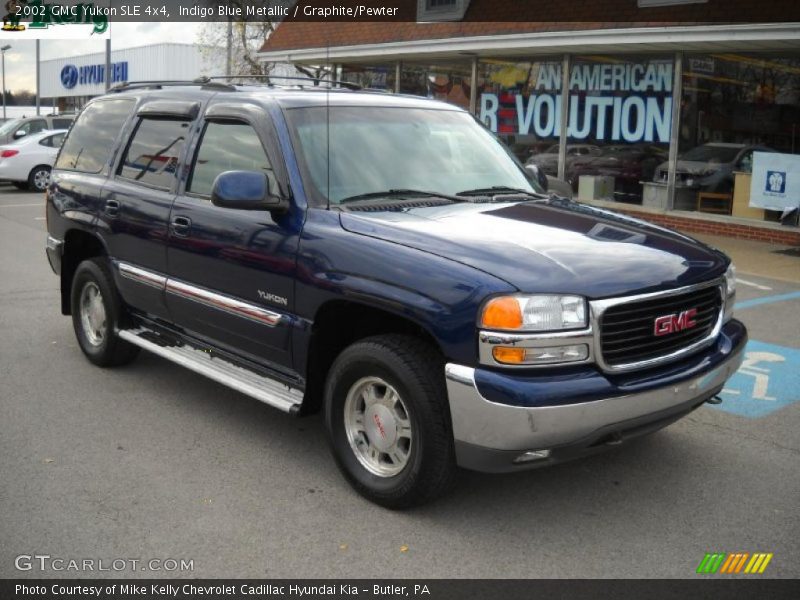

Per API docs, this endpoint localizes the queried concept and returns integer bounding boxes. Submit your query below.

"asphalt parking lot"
[1,186,798,579]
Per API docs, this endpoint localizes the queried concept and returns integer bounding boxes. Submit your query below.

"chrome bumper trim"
[444,342,744,453]
[46,234,62,252]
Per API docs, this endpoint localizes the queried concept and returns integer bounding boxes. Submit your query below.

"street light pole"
[1,45,10,121]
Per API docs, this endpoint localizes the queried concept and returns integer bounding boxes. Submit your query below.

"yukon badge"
[653,309,698,337]
[258,290,288,306]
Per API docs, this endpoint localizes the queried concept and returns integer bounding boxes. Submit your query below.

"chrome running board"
[118,328,303,414]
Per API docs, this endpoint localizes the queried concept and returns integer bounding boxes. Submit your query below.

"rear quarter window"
[56,99,135,173]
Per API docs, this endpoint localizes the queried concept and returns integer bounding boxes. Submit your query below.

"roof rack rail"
[109,80,235,93]
[201,75,362,90]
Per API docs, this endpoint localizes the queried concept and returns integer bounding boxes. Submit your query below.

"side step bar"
[118,328,304,414]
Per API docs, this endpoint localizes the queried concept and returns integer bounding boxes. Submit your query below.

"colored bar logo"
[696,552,773,574]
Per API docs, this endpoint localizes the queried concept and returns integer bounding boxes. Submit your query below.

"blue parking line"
[735,291,800,311]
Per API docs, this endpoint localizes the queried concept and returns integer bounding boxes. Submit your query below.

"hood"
[340,200,727,299]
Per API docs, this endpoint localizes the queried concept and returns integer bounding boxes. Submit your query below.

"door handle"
[105,199,120,217]
[171,216,192,236]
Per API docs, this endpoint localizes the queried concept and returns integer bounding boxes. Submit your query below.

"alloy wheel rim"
[33,169,50,191]
[343,376,413,478]
[79,281,107,347]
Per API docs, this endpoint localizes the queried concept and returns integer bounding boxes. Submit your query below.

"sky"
[3,22,203,93]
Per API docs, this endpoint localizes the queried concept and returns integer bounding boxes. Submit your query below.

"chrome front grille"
[593,280,724,372]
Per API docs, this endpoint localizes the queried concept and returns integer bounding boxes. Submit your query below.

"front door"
[165,104,301,375]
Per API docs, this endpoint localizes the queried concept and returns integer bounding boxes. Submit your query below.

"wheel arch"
[60,229,109,315]
[300,299,444,416]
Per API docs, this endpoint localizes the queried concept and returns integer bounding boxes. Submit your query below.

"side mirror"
[211,170,288,213]
[525,163,549,191]
[13,130,27,139]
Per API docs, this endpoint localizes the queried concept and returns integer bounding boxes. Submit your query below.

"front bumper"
[446,320,747,473]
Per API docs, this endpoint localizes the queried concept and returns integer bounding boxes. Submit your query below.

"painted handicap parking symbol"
[713,340,800,418]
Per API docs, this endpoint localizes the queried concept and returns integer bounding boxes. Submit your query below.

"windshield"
[286,106,539,205]
[0,118,21,136]
[680,145,741,163]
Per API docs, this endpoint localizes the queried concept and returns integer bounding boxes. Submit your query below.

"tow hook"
[707,395,723,405]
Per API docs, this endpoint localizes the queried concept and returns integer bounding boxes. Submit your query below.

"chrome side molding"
[115,260,285,328]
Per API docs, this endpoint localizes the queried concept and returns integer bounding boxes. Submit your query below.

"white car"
[0,129,67,192]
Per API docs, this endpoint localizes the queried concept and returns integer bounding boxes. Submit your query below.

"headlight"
[723,264,736,322]
[480,295,587,331]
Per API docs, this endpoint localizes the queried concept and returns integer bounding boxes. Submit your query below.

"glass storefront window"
[679,53,800,219]
[399,61,472,109]
[476,57,561,166]
[566,55,673,205]
[341,64,396,91]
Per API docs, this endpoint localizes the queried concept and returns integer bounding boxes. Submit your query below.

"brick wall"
[611,209,800,246]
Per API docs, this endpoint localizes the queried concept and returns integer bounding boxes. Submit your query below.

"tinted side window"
[187,122,274,197]
[56,99,134,173]
[52,119,73,129]
[118,118,189,189]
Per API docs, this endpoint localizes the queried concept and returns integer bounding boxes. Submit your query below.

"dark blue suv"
[45,80,746,507]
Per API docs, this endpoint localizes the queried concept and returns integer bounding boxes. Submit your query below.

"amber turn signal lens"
[481,297,523,330]
[492,347,526,364]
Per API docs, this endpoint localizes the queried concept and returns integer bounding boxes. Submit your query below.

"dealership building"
[40,43,224,112]
[259,1,800,244]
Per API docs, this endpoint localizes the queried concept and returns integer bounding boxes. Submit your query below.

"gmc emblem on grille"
[653,308,698,336]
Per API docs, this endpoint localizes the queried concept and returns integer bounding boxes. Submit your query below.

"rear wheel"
[70,258,139,367]
[324,335,456,508]
[28,165,51,192]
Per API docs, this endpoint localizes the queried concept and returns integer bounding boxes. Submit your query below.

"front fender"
[293,209,515,368]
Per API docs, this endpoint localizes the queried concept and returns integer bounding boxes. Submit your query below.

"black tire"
[70,257,139,367]
[12,181,29,191]
[28,165,51,192]
[324,334,456,508]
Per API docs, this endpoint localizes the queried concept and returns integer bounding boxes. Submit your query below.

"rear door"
[50,97,137,244]
[99,99,200,320]
[165,101,302,374]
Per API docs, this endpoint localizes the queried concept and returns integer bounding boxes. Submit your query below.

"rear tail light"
[1,149,19,158]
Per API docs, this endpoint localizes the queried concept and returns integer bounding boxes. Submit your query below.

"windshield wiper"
[456,186,549,199]
[338,189,463,204]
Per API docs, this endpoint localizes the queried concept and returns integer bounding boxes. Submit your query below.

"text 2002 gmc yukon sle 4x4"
[45,80,746,508]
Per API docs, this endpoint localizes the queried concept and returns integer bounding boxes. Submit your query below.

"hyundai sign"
[60,61,128,89]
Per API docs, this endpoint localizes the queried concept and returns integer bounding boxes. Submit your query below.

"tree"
[196,1,331,84]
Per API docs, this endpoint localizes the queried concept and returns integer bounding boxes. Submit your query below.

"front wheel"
[28,165,51,192]
[324,335,456,508]
[70,258,139,367]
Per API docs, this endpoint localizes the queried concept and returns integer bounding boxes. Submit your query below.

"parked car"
[568,144,668,199]
[0,114,74,145]
[45,82,745,508]
[653,143,775,192]
[0,129,67,191]
[526,143,602,176]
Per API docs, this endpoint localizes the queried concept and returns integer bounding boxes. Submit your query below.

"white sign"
[750,151,800,211]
